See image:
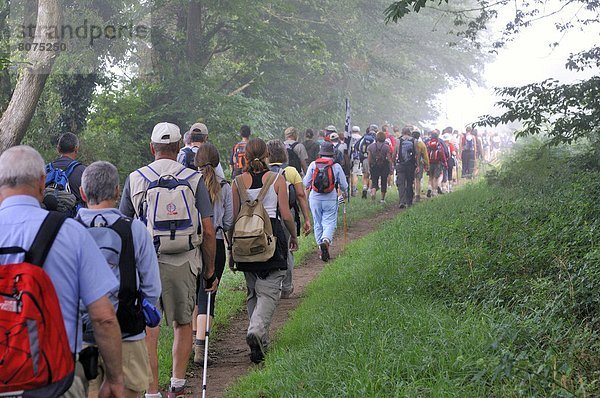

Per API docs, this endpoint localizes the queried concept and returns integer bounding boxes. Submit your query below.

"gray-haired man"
[78,161,161,398]
[0,146,123,398]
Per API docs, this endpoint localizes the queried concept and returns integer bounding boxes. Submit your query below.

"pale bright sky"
[431,1,600,132]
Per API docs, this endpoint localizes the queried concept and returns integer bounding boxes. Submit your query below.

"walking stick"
[202,292,212,398]
[343,200,347,248]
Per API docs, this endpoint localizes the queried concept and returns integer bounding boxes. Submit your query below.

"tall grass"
[226,141,599,397]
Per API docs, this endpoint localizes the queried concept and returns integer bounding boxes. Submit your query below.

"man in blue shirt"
[78,161,161,398]
[0,146,124,398]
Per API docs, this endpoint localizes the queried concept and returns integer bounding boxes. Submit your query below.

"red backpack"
[0,212,75,397]
[427,138,444,164]
[311,158,336,193]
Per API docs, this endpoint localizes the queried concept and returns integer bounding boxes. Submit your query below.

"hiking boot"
[426,189,432,198]
[399,203,406,209]
[320,240,330,262]
[437,186,443,195]
[361,190,367,199]
[193,343,214,367]
[167,385,186,398]
[246,333,265,364]
[281,287,294,299]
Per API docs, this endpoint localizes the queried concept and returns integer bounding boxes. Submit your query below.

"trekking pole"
[343,200,347,248]
[202,292,212,398]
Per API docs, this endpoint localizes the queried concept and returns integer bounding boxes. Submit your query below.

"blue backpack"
[44,161,81,217]
[355,133,376,162]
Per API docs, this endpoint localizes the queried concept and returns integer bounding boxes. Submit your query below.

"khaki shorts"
[59,361,88,398]
[361,159,370,177]
[159,260,197,325]
[88,340,152,394]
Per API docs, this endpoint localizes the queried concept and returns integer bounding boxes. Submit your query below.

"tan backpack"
[232,172,278,263]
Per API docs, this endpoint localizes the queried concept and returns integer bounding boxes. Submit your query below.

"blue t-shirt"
[0,195,119,353]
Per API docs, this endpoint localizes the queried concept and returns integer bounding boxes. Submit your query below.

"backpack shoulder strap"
[175,166,199,179]
[26,211,67,267]
[64,160,81,178]
[257,171,279,202]
[234,175,250,203]
[136,166,158,183]
[110,217,136,299]
[290,141,299,149]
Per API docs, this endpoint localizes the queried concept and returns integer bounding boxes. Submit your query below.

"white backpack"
[136,166,202,254]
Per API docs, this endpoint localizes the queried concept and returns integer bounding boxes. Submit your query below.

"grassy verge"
[157,178,400,386]
[226,141,599,397]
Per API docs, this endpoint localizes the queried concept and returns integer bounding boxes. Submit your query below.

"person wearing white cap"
[119,122,218,398]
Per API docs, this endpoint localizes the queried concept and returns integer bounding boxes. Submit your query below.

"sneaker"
[167,385,186,398]
[246,333,265,364]
[361,190,367,199]
[193,343,214,366]
[320,240,330,262]
[426,189,432,198]
[437,186,443,195]
[380,199,385,204]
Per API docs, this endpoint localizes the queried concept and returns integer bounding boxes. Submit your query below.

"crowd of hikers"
[0,121,512,398]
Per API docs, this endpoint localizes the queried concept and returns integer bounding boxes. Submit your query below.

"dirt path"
[183,201,405,397]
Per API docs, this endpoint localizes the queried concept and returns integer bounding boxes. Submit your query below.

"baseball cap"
[151,122,181,144]
[325,125,337,133]
[351,126,360,132]
[189,122,208,135]
[329,132,339,141]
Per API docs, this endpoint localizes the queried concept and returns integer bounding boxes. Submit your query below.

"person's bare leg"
[194,314,213,342]
[172,322,193,379]
[145,326,160,394]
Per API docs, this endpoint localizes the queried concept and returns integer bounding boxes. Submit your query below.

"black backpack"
[396,137,416,169]
[270,164,301,236]
[304,140,320,164]
[78,215,145,340]
[355,134,375,162]
[181,147,196,170]
[286,142,303,174]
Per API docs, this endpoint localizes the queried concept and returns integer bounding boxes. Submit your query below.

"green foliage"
[227,140,599,397]
[385,0,449,23]
[478,78,600,146]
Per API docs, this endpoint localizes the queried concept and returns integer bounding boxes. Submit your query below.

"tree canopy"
[1,0,487,170]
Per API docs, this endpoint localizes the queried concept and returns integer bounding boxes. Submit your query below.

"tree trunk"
[0,0,62,153]
[186,0,203,63]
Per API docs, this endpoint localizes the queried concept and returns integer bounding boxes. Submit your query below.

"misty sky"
[432,1,600,132]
